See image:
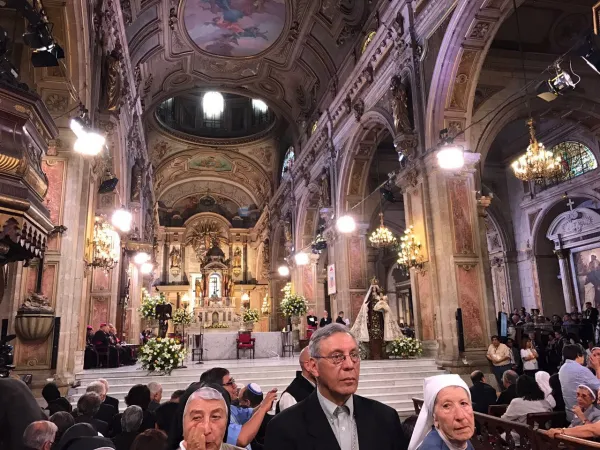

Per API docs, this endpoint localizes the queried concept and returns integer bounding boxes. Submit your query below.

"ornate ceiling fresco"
[183,0,287,57]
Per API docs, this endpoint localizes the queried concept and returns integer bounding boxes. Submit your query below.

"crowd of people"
[84,323,136,369]
[1,324,413,450]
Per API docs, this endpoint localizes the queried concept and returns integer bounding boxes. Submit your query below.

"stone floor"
[70,356,445,418]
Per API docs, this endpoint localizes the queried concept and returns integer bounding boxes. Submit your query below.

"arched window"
[361,31,376,54]
[209,273,221,297]
[537,141,598,192]
[281,146,295,177]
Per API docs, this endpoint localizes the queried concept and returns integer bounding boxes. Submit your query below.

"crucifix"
[567,198,575,211]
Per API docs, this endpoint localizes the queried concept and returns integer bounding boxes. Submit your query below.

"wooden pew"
[412,397,424,415]
[473,412,534,450]
[536,429,600,450]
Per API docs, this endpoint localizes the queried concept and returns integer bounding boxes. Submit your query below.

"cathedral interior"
[1,0,600,384]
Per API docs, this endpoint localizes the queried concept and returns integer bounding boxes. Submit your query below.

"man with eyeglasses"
[264,323,408,450]
[200,367,277,449]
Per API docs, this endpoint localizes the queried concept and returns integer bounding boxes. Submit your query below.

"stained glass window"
[536,141,597,192]
[281,146,295,177]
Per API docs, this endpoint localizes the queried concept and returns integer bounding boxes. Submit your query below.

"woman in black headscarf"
[167,382,231,450]
[42,382,72,416]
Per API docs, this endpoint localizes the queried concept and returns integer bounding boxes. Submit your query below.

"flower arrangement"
[204,323,229,329]
[139,337,186,374]
[280,283,308,317]
[242,308,260,324]
[389,337,423,358]
[139,293,168,320]
[172,308,194,326]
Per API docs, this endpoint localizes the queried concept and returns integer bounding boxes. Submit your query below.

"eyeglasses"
[223,378,236,386]
[314,352,361,365]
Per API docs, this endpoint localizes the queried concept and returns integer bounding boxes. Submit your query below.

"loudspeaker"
[456,308,465,353]
[50,317,60,370]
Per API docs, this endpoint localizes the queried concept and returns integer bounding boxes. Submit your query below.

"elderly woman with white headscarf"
[408,374,475,450]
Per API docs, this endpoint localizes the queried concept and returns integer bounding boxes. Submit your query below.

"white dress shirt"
[277,374,316,412]
[316,389,359,450]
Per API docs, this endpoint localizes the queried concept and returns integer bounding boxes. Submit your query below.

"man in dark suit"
[469,370,497,414]
[265,323,408,450]
[306,309,318,330]
[319,311,332,328]
[497,370,518,405]
[98,378,120,411]
[74,392,109,435]
[85,381,117,424]
[276,347,315,413]
[335,312,346,325]
[93,323,118,367]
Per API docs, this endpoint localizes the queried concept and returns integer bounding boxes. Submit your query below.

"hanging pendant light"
[511,119,562,182]
[397,225,423,274]
[369,213,396,248]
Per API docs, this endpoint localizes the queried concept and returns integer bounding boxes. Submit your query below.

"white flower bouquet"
[139,337,186,374]
[280,283,308,317]
[242,308,260,323]
[172,308,193,326]
[389,337,423,358]
[139,293,168,320]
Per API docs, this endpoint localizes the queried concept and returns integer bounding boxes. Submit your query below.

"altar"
[192,331,282,360]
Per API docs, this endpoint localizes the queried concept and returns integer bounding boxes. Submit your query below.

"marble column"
[555,249,576,312]
[399,153,495,368]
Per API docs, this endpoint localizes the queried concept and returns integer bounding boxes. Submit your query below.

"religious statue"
[350,284,390,359]
[233,247,242,268]
[100,51,122,113]
[390,75,413,134]
[318,168,331,209]
[130,158,144,202]
[155,303,172,339]
[373,295,404,342]
[18,292,54,313]
[283,217,292,243]
[195,277,202,298]
[169,246,181,268]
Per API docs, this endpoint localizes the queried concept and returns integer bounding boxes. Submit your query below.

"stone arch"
[337,112,395,218]
[425,0,525,150]
[295,182,321,249]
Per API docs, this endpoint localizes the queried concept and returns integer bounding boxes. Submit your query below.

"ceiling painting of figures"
[183,0,287,57]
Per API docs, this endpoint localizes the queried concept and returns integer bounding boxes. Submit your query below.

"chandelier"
[261,293,270,315]
[87,218,118,271]
[511,119,563,182]
[369,213,397,248]
[397,225,423,274]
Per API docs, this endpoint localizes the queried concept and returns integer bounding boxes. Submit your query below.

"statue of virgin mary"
[351,285,403,343]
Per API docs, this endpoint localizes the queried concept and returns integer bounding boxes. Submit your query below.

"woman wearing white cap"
[408,374,475,450]
[570,385,600,427]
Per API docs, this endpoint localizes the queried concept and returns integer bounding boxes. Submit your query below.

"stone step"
[74,359,440,380]
[72,358,442,416]
[73,368,443,391]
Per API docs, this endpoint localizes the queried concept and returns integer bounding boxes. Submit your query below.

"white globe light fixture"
[277,265,290,277]
[294,252,310,266]
[436,143,465,170]
[203,91,224,119]
[140,262,154,275]
[70,117,105,156]
[133,252,150,265]
[336,215,356,234]
[111,208,133,233]
[241,292,250,302]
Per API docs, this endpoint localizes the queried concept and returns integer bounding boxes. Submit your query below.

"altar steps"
[71,357,445,418]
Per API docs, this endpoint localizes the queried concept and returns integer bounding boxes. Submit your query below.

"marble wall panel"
[448,178,475,255]
[347,237,366,289]
[302,265,315,302]
[350,292,364,322]
[92,268,111,292]
[43,159,66,251]
[456,265,485,348]
[16,338,51,368]
[91,296,109,328]
[417,271,434,340]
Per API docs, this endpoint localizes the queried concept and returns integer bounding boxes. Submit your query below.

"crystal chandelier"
[397,225,423,274]
[87,218,118,271]
[369,213,397,248]
[511,119,562,182]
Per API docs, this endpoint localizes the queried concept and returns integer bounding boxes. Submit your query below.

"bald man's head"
[299,347,315,382]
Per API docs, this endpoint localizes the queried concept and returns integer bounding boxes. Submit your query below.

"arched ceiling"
[128,0,375,128]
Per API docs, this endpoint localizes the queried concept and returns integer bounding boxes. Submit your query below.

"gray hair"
[184,387,228,417]
[148,381,162,396]
[308,323,358,358]
[86,381,106,397]
[503,370,518,386]
[97,378,109,391]
[23,421,57,450]
[121,405,144,433]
